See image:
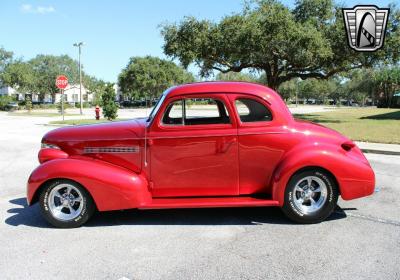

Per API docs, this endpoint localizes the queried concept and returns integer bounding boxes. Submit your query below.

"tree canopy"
[1,51,103,102]
[118,56,194,100]
[161,0,400,89]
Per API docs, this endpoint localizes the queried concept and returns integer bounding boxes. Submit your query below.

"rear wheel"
[282,169,338,224]
[39,180,95,228]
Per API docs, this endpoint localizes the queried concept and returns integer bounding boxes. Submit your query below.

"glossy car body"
[27,82,375,212]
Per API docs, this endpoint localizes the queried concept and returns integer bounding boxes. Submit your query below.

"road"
[0,111,399,280]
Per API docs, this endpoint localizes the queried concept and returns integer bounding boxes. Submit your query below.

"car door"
[229,94,287,196]
[148,94,239,197]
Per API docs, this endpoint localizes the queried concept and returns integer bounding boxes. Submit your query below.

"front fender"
[272,144,375,206]
[27,158,151,211]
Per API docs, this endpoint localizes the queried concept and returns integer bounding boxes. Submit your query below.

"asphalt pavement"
[0,111,399,280]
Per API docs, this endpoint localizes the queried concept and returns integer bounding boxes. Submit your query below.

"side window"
[235,98,272,122]
[162,98,230,126]
[162,100,183,125]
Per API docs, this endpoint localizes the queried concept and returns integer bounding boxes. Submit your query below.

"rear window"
[235,98,272,122]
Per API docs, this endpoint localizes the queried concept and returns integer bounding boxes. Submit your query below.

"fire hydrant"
[95,105,100,120]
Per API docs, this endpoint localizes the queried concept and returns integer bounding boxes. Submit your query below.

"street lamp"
[73,42,85,114]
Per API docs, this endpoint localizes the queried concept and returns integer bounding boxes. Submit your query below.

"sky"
[0,0,396,82]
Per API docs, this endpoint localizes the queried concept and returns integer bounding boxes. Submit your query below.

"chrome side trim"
[84,146,139,154]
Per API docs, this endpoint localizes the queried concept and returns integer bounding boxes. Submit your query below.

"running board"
[139,196,279,210]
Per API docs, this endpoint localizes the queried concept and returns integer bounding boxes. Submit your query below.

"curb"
[360,148,400,156]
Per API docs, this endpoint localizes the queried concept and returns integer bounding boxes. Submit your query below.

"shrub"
[0,95,12,111]
[25,96,32,112]
[102,84,118,120]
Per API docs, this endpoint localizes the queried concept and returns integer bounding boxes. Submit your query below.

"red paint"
[27,82,375,211]
[95,105,100,120]
[55,75,68,90]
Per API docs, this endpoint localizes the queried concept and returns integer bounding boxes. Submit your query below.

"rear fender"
[272,144,375,206]
[27,158,151,211]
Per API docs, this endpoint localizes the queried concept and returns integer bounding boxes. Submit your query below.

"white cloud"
[21,4,55,14]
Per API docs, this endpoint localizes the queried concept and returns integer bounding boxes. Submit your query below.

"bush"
[25,96,32,112]
[102,84,118,120]
[0,95,12,110]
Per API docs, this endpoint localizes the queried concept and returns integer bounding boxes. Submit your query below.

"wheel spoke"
[68,205,77,216]
[307,177,312,188]
[313,186,321,193]
[54,192,62,199]
[310,197,316,207]
[297,198,304,204]
[54,205,64,212]
[66,186,72,194]
[295,185,303,192]
[74,197,82,203]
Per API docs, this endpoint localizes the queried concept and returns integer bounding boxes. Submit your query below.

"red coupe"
[27,82,375,228]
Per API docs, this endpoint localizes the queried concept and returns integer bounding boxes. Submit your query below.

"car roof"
[165,81,280,101]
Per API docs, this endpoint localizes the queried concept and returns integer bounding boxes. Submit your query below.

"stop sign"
[55,75,68,90]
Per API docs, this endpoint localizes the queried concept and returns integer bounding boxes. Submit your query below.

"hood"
[43,118,146,143]
[42,118,146,173]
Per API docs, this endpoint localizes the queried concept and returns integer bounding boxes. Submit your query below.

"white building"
[0,85,25,101]
[54,84,93,104]
[113,84,124,101]
[1,84,96,104]
[0,85,52,103]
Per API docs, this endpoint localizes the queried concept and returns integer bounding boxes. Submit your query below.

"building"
[0,85,25,101]
[54,84,93,104]
[1,83,97,104]
[113,84,124,102]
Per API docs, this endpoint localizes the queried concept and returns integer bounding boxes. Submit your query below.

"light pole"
[73,42,84,114]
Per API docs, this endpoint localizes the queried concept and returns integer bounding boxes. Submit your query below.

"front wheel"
[39,180,95,228]
[282,169,338,224]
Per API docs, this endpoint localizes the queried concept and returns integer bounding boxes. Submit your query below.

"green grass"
[49,118,129,125]
[294,108,400,144]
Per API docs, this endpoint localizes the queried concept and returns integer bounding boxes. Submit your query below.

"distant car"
[6,102,18,111]
[26,82,376,228]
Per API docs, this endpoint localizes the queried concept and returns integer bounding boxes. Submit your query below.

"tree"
[278,78,298,101]
[28,55,80,102]
[1,61,36,94]
[25,95,32,112]
[161,0,400,89]
[101,83,118,120]
[373,67,400,107]
[215,71,259,82]
[0,47,13,74]
[343,69,375,106]
[118,56,194,104]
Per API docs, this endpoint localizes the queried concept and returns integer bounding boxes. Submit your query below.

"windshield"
[147,93,166,122]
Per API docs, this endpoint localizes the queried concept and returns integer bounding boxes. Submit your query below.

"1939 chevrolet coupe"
[27,82,375,228]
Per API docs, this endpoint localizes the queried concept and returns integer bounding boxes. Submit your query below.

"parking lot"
[0,111,399,280]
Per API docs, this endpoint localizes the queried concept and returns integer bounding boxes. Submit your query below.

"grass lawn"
[294,108,400,144]
[49,118,129,125]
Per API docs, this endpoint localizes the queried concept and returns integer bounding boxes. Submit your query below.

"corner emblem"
[342,5,389,52]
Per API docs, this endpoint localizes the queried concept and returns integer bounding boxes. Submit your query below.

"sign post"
[55,75,68,121]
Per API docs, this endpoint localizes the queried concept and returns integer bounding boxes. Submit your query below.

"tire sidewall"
[284,170,338,223]
[40,180,94,228]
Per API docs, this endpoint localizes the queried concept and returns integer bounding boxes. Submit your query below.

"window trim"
[159,95,234,129]
[233,96,275,126]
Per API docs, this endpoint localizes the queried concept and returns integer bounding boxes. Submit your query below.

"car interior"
[162,98,231,125]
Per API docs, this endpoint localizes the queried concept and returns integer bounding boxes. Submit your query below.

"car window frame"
[231,95,276,128]
[156,94,236,130]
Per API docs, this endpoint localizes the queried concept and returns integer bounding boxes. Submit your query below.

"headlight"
[41,143,60,149]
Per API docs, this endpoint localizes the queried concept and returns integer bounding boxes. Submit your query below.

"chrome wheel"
[48,183,84,221]
[292,176,328,214]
